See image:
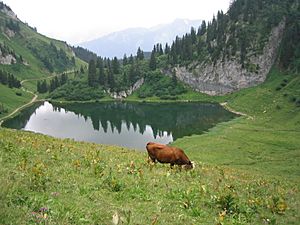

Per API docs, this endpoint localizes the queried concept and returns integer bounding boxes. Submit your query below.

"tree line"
[54,0,298,100]
[28,41,75,73]
[0,69,21,88]
[36,73,68,93]
[144,0,295,72]
[87,47,145,92]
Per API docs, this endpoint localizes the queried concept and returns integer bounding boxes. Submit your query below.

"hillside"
[0,69,299,224]
[0,0,299,224]
[0,2,86,118]
[61,0,299,102]
[159,0,299,95]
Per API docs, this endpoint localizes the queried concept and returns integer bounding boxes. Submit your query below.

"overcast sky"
[4,0,231,45]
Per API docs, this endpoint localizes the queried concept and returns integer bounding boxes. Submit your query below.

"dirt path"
[220,102,254,120]
[0,91,37,126]
[20,70,74,85]
[0,70,74,126]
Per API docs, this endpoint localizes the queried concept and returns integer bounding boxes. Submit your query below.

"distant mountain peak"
[79,18,202,58]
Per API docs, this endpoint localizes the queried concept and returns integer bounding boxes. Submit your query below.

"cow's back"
[154,146,176,163]
[146,142,192,168]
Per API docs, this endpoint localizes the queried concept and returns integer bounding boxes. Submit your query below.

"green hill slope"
[0,0,299,223]
[0,2,86,118]
[0,68,299,224]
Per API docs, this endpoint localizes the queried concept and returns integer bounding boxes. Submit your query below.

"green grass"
[0,128,299,224]
[0,10,87,120]
[0,84,33,115]
[173,69,300,179]
[0,68,299,224]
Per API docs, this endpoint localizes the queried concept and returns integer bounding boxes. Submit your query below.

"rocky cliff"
[0,49,16,65]
[108,78,144,99]
[173,20,285,96]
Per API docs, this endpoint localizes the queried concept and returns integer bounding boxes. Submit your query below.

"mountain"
[0,2,84,78]
[0,1,85,116]
[79,18,202,58]
[79,0,299,100]
[162,0,300,95]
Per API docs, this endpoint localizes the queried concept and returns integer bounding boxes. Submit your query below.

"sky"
[4,0,231,45]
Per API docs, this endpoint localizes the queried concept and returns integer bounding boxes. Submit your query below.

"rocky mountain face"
[173,20,286,95]
[108,78,144,99]
[0,2,17,20]
[0,50,16,64]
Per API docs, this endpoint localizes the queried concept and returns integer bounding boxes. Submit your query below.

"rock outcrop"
[5,28,15,38]
[173,20,285,96]
[108,78,144,99]
[0,4,17,20]
[0,49,16,65]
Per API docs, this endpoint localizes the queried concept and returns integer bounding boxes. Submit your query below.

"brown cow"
[146,142,193,169]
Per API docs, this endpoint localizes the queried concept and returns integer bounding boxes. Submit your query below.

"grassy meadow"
[0,84,33,114]
[0,69,299,224]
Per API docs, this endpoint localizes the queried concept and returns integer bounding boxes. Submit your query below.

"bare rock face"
[1,4,18,20]
[108,78,144,99]
[0,49,16,65]
[174,20,285,96]
[5,28,15,38]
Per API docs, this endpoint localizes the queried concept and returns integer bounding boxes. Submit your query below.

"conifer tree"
[60,73,67,85]
[136,47,144,60]
[88,59,97,87]
[107,66,115,89]
[158,44,163,55]
[49,79,56,92]
[200,20,207,36]
[191,27,197,44]
[123,54,128,65]
[129,54,134,64]
[149,50,157,70]
[112,57,120,74]
[37,81,41,93]
[164,43,170,54]
[41,80,48,93]
[98,57,105,86]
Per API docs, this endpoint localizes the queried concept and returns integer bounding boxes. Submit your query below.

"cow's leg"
[148,156,156,164]
[170,163,174,169]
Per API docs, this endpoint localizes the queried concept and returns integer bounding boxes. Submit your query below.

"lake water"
[3,101,237,150]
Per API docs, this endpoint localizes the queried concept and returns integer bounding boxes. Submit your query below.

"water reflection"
[3,101,237,150]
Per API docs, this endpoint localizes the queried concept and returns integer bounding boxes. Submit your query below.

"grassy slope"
[0,69,299,224]
[0,83,33,113]
[0,11,87,119]
[174,69,300,179]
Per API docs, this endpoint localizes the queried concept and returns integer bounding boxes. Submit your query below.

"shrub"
[136,71,186,99]
[280,82,286,87]
[0,103,8,114]
[49,80,105,101]
[289,96,296,102]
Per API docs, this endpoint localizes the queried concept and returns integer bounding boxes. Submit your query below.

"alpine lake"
[3,101,237,150]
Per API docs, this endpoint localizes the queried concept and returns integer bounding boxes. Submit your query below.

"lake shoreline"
[3,101,237,150]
